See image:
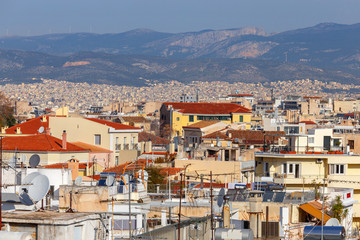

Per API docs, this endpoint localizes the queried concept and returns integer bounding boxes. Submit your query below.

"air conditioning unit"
[316,159,323,164]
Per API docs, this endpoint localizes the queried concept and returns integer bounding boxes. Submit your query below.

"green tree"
[0,93,15,127]
[331,195,345,222]
[145,166,165,185]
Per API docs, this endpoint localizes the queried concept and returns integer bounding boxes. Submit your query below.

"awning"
[300,201,331,223]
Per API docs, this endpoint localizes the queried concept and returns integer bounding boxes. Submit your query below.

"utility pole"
[210,171,214,240]
[0,136,2,227]
[129,181,132,240]
[321,178,325,240]
[178,173,183,240]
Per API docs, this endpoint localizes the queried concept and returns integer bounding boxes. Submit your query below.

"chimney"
[62,130,67,149]
[68,158,79,181]
[42,115,47,122]
[16,127,21,134]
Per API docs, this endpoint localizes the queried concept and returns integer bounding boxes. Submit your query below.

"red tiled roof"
[2,134,88,152]
[5,115,66,134]
[44,162,94,169]
[202,131,230,140]
[86,118,141,130]
[183,121,220,129]
[194,182,225,188]
[159,167,183,176]
[71,142,112,153]
[139,132,170,145]
[163,102,251,114]
[304,96,322,99]
[299,121,317,125]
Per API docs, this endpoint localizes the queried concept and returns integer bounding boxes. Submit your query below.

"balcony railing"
[259,145,345,155]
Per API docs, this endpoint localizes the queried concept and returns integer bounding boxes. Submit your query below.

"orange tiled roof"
[71,142,112,153]
[202,131,230,140]
[2,134,88,152]
[139,132,170,145]
[159,167,183,176]
[163,102,251,114]
[5,115,66,134]
[183,121,220,129]
[299,121,317,125]
[86,118,141,130]
[122,116,150,123]
[44,162,94,169]
[194,182,225,188]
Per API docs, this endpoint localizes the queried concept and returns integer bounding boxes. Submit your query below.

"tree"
[331,195,346,222]
[0,92,15,127]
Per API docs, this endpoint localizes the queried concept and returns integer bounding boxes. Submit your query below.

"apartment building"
[160,102,251,138]
[3,115,142,166]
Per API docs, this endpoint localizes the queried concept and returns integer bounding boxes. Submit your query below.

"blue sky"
[1,0,360,36]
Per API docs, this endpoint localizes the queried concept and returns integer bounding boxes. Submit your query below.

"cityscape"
[2,1,360,240]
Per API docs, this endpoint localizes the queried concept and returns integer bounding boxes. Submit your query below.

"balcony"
[257,145,345,156]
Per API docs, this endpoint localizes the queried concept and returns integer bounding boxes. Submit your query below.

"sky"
[1,0,360,37]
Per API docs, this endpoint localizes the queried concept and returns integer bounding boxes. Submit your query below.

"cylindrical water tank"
[303,226,345,240]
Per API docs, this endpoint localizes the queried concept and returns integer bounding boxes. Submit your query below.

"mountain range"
[0,23,360,86]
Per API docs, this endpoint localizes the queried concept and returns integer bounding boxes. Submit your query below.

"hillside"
[0,49,359,86]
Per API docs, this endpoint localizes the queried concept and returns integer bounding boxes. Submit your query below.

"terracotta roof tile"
[2,134,88,152]
[44,162,94,169]
[138,132,170,145]
[163,102,251,115]
[183,121,220,129]
[202,131,230,140]
[71,142,112,153]
[299,121,317,125]
[122,116,150,123]
[5,115,66,134]
[86,118,141,130]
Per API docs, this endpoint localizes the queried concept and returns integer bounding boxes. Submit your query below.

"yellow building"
[255,151,360,225]
[160,102,251,138]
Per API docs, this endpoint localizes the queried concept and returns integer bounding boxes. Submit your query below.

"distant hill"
[0,49,359,86]
[1,23,360,86]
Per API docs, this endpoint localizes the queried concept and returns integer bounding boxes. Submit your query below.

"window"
[94,134,101,145]
[123,137,127,149]
[240,115,244,122]
[329,164,345,175]
[308,137,314,144]
[189,115,194,122]
[115,156,119,166]
[176,117,180,121]
[348,140,354,150]
[282,163,300,178]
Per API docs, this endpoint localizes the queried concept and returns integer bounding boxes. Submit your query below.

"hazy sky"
[1,0,360,36]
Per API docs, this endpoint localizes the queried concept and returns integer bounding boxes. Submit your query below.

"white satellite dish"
[325,218,340,226]
[38,126,44,134]
[105,175,115,186]
[74,176,82,186]
[29,154,40,168]
[19,173,50,206]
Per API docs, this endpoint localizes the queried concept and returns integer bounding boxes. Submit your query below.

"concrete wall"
[175,159,242,183]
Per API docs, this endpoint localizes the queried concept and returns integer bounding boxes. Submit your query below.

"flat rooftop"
[3,211,100,225]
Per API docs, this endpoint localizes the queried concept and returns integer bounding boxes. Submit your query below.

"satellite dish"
[106,175,115,186]
[19,174,50,206]
[38,126,44,134]
[29,154,40,168]
[325,218,340,226]
[217,188,225,208]
[74,176,82,186]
